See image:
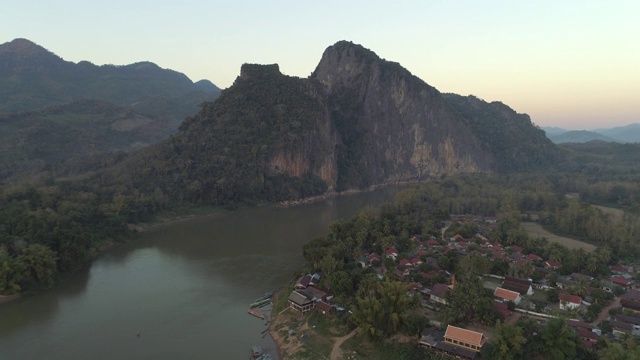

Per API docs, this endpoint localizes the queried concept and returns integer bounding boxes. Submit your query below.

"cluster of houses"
[287,273,334,315]
[284,214,640,358]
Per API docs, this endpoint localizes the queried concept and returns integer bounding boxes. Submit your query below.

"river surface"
[0,187,403,360]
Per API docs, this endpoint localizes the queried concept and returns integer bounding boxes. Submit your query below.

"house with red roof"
[444,325,486,352]
[545,260,562,269]
[525,253,542,261]
[368,253,382,266]
[622,289,640,301]
[510,245,523,253]
[612,276,632,288]
[315,300,333,315]
[491,242,503,251]
[427,239,440,247]
[503,276,534,296]
[492,251,505,259]
[611,265,632,274]
[411,257,422,266]
[621,298,640,314]
[559,292,582,310]
[576,327,599,349]
[494,287,522,305]
[295,274,312,289]
[430,283,450,305]
[419,272,434,280]
[385,247,399,260]
[408,283,423,291]
[399,258,411,267]
[492,301,513,320]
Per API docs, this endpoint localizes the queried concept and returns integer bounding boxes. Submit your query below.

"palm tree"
[522,261,535,278]
[572,279,590,298]
[489,322,527,360]
[538,318,577,360]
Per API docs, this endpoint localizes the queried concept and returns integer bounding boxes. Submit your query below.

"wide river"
[0,187,402,359]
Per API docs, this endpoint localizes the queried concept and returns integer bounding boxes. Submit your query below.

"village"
[276,214,640,359]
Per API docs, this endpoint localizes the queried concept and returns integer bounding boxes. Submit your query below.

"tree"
[350,280,420,339]
[572,279,591,298]
[456,253,488,282]
[483,322,527,360]
[535,318,577,360]
[599,338,640,359]
[17,243,57,287]
[0,252,24,294]
[327,270,352,297]
[443,276,492,325]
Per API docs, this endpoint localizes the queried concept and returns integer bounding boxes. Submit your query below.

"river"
[0,187,403,360]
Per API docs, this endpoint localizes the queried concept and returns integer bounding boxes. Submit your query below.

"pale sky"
[3,0,639,129]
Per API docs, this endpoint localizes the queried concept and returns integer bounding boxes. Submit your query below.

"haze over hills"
[75,41,558,206]
[542,123,640,144]
[0,38,221,178]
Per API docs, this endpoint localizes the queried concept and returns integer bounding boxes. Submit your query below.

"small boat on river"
[253,289,276,303]
[247,308,266,320]
[249,298,271,308]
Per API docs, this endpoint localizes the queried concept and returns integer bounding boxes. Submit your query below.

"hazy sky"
[3,0,639,129]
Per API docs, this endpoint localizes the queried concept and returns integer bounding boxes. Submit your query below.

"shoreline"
[141,180,418,230]
[0,294,20,304]
[277,179,418,208]
[0,181,417,307]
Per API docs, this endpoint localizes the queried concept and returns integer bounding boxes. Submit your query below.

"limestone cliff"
[105,41,557,205]
[312,41,494,190]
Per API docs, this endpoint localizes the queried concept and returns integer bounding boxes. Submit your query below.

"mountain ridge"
[542,123,640,143]
[71,40,558,207]
[0,38,220,115]
[0,38,222,179]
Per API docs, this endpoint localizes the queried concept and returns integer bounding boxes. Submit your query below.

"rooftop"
[494,287,520,302]
[444,325,486,347]
[559,292,582,304]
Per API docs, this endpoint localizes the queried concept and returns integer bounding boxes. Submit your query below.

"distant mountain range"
[542,123,640,144]
[0,38,221,179]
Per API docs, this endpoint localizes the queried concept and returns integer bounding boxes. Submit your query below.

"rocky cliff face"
[312,41,494,190]
[102,41,556,205]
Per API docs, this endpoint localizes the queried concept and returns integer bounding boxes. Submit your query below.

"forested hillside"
[442,94,559,172]
[0,38,220,179]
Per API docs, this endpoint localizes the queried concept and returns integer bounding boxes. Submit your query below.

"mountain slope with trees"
[0,38,221,179]
[442,94,560,172]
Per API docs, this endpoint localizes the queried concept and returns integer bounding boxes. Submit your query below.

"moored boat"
[249,298,271,308]
[247,308,266,320]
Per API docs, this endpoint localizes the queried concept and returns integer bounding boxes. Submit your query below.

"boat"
[253,289,276,303]
[249,298,271,308]
[247,308,266,320]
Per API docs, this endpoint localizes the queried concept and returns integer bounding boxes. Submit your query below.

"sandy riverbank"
[268,308,308,359]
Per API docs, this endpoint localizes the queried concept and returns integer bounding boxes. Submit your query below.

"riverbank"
[277,180,416,208]
[0,294,20,304]
[139,181,415,231]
